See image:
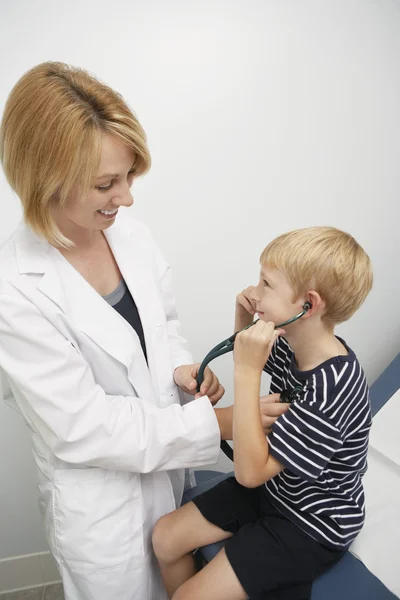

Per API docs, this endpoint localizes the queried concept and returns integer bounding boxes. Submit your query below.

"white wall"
[0,0,399,559]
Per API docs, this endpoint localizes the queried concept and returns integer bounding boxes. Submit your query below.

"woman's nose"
[121,189,134,208]
[112,188,134,208]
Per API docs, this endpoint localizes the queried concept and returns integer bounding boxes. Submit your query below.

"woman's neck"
[53,214,103,252]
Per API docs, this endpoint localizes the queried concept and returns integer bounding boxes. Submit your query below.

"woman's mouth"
[97,208,118,219]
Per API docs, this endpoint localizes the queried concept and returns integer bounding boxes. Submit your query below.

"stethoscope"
[196,302,311,461]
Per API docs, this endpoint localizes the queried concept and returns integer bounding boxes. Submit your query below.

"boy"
[153,226,373,600]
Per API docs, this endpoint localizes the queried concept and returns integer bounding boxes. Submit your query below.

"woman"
[0,62,287,599]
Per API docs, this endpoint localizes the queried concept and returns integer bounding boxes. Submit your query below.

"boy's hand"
[236,285,257,316]
[234,320,284,373]
[235,285,257,331]
[260,393,289,434]
[174,364,225,405]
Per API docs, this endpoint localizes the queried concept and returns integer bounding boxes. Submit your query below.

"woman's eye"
[96,181,113,192]
[96,170,135,192]
[263,280,269,287]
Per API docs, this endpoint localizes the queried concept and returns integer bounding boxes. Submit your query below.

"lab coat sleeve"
[0,281,220,473]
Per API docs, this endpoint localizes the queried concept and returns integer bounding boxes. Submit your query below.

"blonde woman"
[0,62,231,600]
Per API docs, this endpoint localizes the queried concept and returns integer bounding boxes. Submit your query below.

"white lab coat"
[0,216,220,600]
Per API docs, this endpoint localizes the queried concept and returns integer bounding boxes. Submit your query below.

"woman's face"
[56,134,136,237]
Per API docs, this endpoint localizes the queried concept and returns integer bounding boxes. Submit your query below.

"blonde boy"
[153,227,373,600]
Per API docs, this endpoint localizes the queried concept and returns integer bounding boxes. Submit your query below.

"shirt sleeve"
[263,337,279,375]
[263,336,292,377]
[268,401,343,482]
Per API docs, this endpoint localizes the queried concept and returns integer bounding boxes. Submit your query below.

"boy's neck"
[284,322,348,372]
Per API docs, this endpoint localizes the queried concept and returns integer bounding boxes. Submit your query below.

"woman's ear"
[302,290,324,318]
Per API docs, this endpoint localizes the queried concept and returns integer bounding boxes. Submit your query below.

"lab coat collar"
[14,222,52,275]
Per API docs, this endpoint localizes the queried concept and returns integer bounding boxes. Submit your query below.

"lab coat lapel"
[105,220,163,399]
[45,249,140,369]
[14,223,158,405]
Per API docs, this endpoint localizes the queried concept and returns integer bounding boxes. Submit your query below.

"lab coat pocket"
[52,468,144,570]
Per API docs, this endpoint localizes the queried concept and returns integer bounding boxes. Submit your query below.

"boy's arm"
[233,367,284,487]
[232,321,285,487]
[214,405,233,440]
[235,288,278,376]
[215,398,290,443]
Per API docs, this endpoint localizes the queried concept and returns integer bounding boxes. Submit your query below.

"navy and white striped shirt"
[264,336,371,549]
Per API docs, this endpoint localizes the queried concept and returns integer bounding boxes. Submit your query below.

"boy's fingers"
[260,402,290,416]
[260,393,281,403]
[238,296,255,314]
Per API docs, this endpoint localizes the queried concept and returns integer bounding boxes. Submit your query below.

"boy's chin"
[257,312,270,323]
[257,313,283,327]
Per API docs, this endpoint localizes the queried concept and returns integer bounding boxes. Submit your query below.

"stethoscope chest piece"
[279,386,304,403]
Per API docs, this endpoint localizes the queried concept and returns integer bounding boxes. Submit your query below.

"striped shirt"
[264,336,371,549]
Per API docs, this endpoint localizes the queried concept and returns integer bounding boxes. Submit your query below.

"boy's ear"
[303,290,324,318]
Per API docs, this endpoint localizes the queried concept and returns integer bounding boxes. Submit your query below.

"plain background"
[0,0,399,559]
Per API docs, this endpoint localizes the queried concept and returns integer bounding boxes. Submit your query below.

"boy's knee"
[152,514,182,563]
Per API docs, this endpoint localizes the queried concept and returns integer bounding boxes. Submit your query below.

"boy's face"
[251,264,304,327]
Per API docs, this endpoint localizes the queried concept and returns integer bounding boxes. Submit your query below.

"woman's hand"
[174,364,225,405]
[234,320,284,374]
[260,393,289,435]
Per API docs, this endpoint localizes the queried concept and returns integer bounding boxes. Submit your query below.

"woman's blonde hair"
[0,62,151,247]
[260,226,373,325]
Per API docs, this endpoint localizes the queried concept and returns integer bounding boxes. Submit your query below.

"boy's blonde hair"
[260,226,373,325]
[0,62,151,247]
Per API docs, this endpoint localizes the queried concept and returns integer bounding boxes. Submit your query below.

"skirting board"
[0,551,61,594]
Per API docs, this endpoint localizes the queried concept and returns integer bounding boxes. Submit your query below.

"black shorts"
[192,477,345,600]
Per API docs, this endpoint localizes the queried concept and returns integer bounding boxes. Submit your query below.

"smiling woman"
[0,62,150,249]
[0,62,226,600]
[50,133,138,249]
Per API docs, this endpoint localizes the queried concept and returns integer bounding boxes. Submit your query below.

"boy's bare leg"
[152,501,233,597]
[173,547,248,600]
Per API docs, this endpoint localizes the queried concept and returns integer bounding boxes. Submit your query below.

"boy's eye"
[263,280,270,287]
